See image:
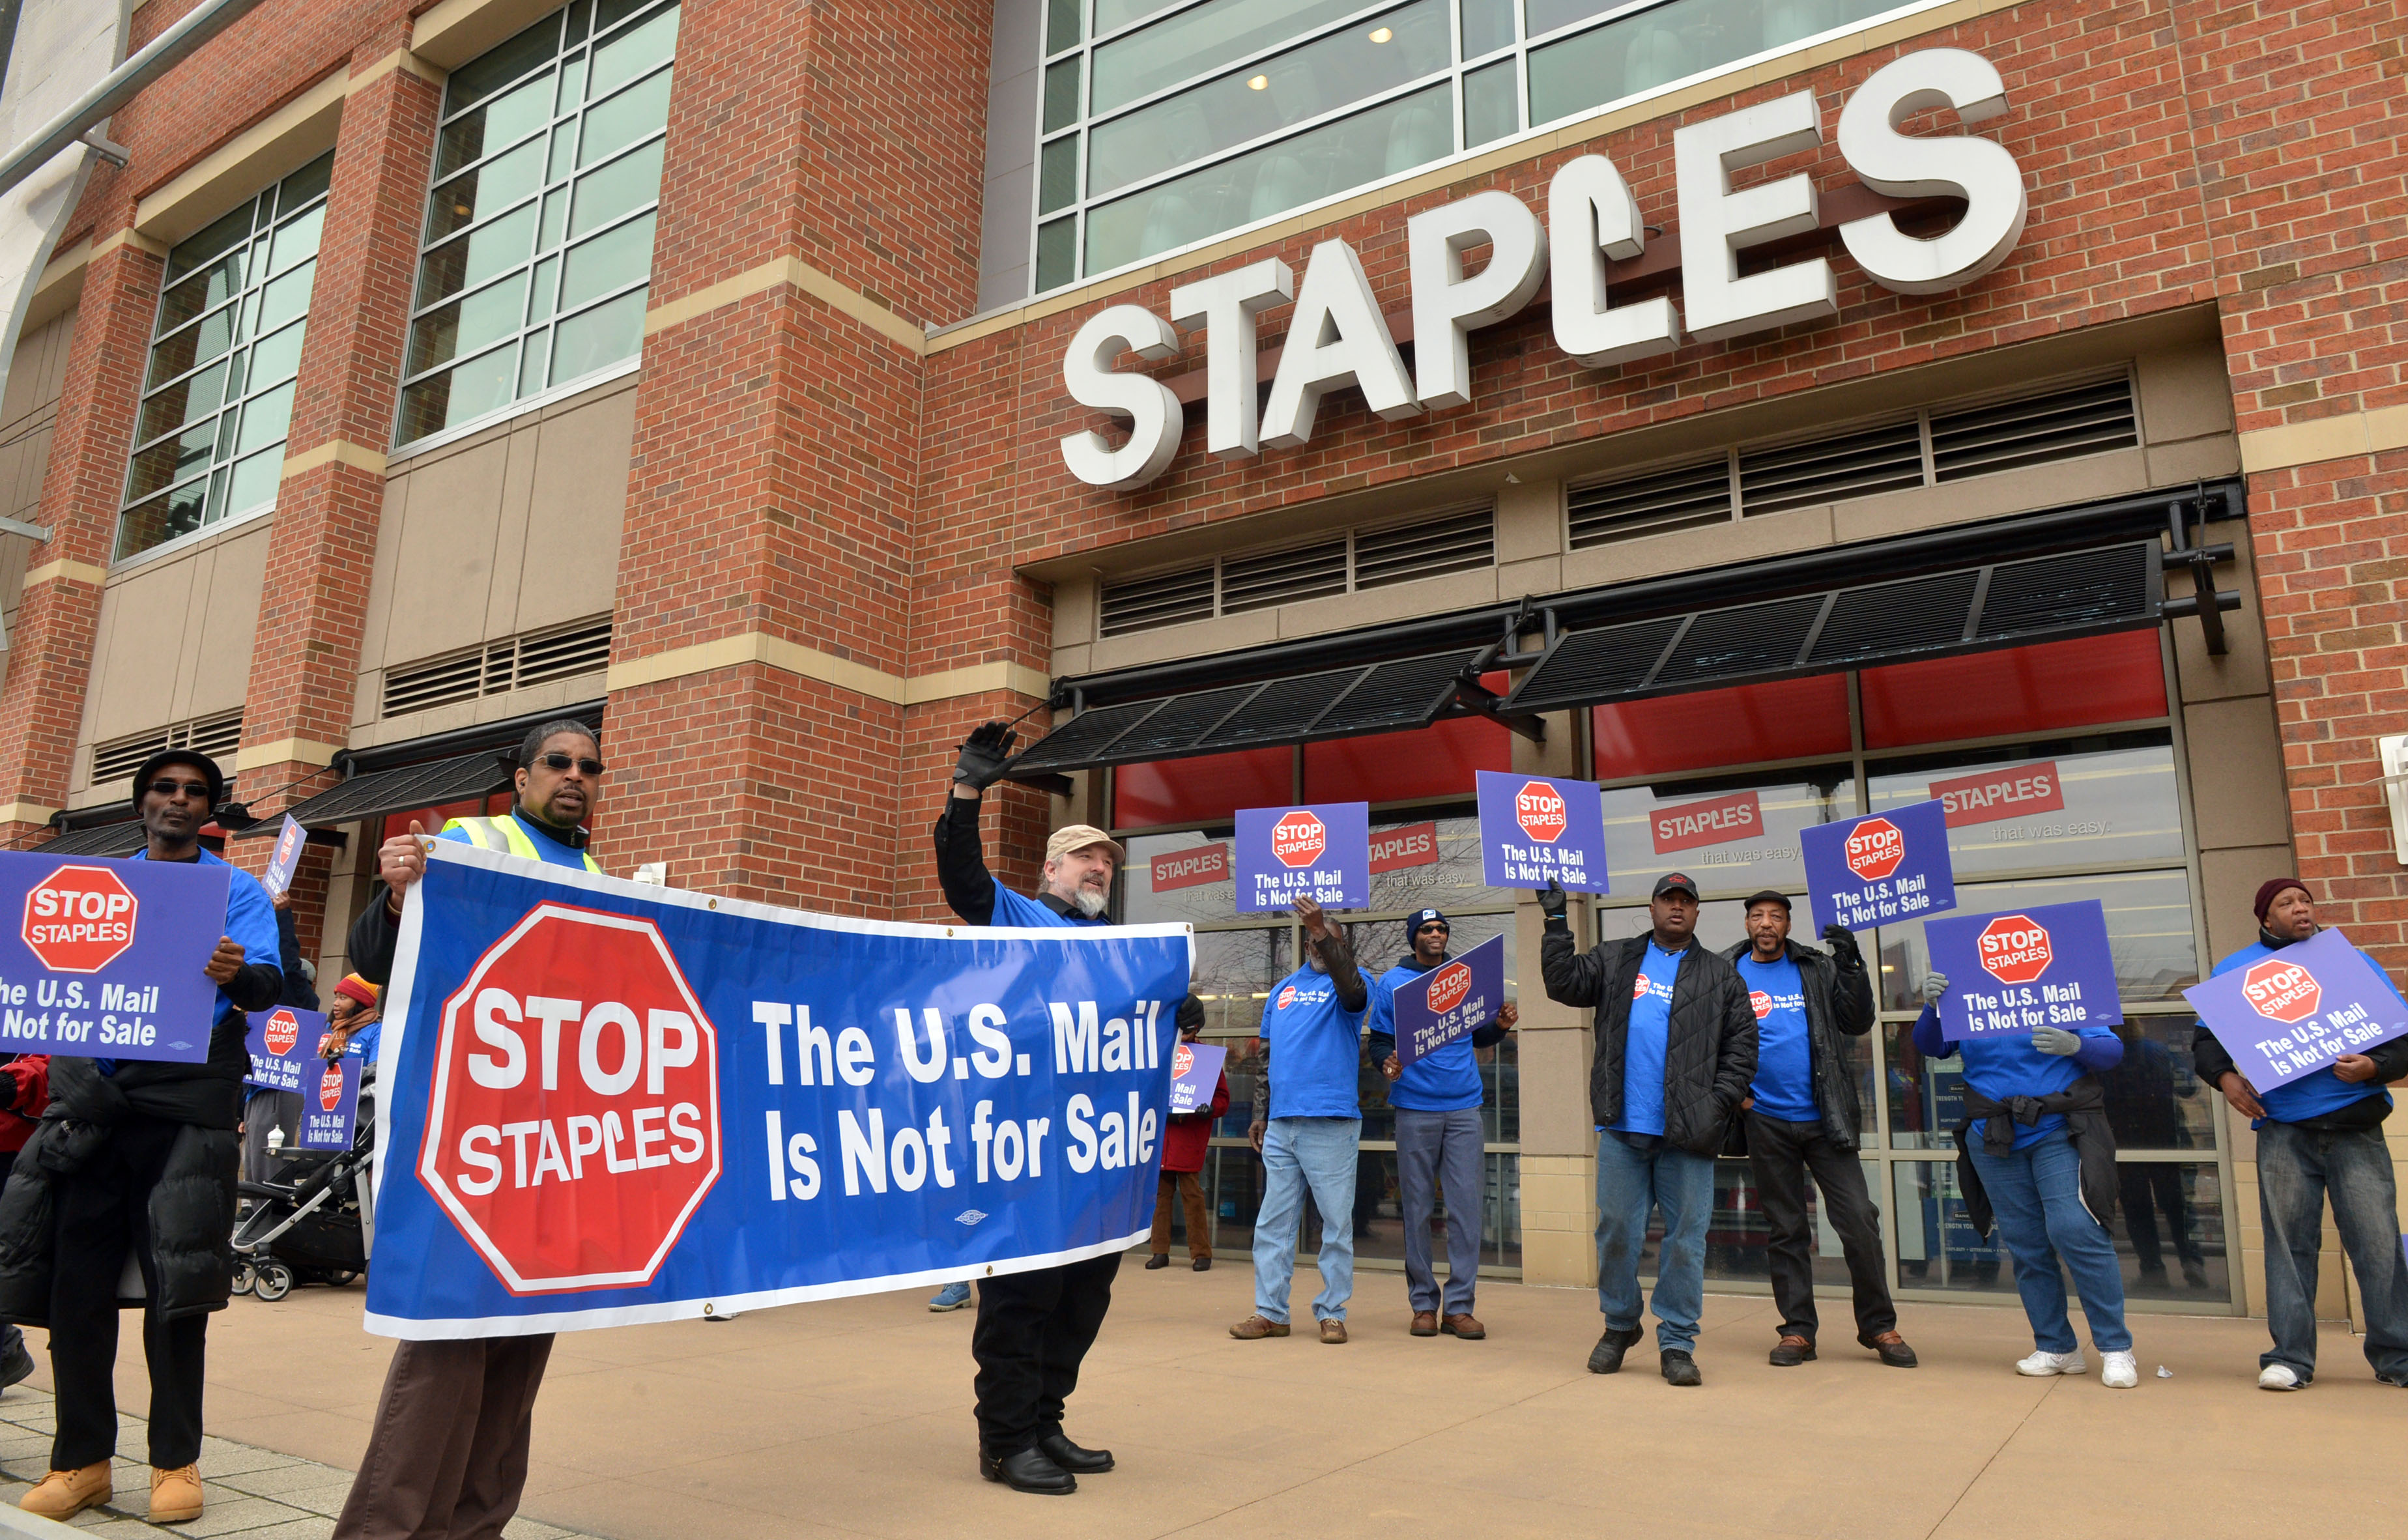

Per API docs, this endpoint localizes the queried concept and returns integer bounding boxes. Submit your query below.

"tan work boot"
[1229,1314,1290,1339]
[1441,1313,1486,1340]
[20,1462,110,1519]
[149,1464,205,1524]
[1319,1319,1348,1345]
[1410,1311,1439,1337]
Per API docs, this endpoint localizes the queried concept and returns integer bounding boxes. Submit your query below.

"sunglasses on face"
[147,780,211,800]
[535,752,605,776]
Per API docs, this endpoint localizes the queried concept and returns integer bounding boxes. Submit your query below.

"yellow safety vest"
[443,813,603,874]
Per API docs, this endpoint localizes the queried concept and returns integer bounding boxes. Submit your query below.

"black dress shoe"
[1586,1326,1642,1375]
[1192,1256,1211,1271]
[1037,1431,1114,1474]
[981,1447,1076,1494]
[1143,1253,1170,1270]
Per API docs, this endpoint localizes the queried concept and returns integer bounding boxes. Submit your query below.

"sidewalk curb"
[0,1504,79,1539]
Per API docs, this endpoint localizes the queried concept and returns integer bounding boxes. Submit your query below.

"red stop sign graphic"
[1427,961,1473,1014]
[1844,818,1905,881]
[1749,990,1773,1020]
[1171,1043,1194,1079]
[2241,958,2321,1023]
[420,903,721,1293]
[263,1008,301,1055]
[1272,811,1326,868]
[22,864,139,973]
[1977,915,2054,984]
[318,1063,347,1112]
[1515,780,1568,843]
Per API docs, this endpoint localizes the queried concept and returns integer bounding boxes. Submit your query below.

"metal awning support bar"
[0,0,274,201]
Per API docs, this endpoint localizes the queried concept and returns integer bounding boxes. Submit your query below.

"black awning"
[1503,541,2162,713]
[264,749,513,833]
[38,818,147,857]
[1006,648,1491,778]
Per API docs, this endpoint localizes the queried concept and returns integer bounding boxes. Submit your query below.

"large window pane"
[1529,0,1903,126]
[590,1,678,96]
[557,211,656,311]
[1463,57,1518,149]
[1867,734,2185,881]
[1093,0,1370,117]
[1599,767,1857,900]
[444,12,565,115]
[2111,1160,2225,1300]
[124,424,215,502]
[1702,1158,1879,1287]
[397,343,521,444]
[549,285,646,382]
[579,68,671,168]
[134,361,228,444]
[1891,1161,2011,1293]
[436,71,556,179]
[409,272,531,375]
[2101,1016,2217,1152]
[416,203,541,308]
[245,321,307,393]
[156,251,244,336]
[569,139,666,239]
[427,139,543,242]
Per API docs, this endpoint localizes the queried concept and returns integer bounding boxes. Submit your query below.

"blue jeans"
[1396,1106,1485,1315]
[1594,1132,1715,1352]
[1252,1118,1360,1324]
[2256,1120,2408,1382]
[1969,1134,2130,1353]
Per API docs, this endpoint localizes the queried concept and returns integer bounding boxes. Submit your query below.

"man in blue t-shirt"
[2193,877,2408,1391]
[1719,891,1913,1369]
[1231,896,1373,1347]
[1368,907,1515,1339]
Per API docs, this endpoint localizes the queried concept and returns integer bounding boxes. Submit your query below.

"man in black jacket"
[1540,872,1753,1387]
[8,749,280,1526]
[1720,892,1914,1369]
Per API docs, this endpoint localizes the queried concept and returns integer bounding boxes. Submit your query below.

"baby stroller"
[232,1070,375,1302]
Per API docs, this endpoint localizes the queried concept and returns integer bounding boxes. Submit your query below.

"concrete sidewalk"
[14,1262,2400,1540]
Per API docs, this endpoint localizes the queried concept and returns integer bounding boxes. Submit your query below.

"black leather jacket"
[1541,919,1756,1156]
[1717,937,1876,1150]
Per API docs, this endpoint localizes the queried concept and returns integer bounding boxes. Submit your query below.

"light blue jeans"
[1252,1117,1360,1324]
[1594,1131,1715,1351]
[1970,1133,2131,1354]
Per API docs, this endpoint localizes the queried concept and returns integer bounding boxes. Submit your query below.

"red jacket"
[1162,1072,1229,1174]
[0,1057,50,1154]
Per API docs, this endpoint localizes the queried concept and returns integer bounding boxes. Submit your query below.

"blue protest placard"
[2183,928,2408,1093]
[1925,900,2123,1040]
[1232,803,1368,913]
[246,1005,332,1091]
[0,851,232,1064]
[298,1053,361,1151]
[264,816,307,900]
[366,840,1194,1337]
[1392,932,1506,1068]
[1801,799,1956,934]
[1475,771,1609,893]
[1168,1042,1226,1114]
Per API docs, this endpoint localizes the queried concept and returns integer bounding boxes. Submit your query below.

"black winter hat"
[129,749,225,814]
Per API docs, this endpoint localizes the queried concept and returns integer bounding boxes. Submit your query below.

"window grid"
[116,154,335,562]
[1028,0,1945,295]
[394,0,678,449]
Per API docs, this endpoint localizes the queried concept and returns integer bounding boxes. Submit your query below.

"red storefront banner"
[1150,843,1229,891]
[1651,790,1763,853]
[1928,762,2065,828]
[1369,821,1439,874]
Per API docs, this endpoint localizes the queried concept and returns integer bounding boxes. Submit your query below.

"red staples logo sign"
[2242,958,2321,1023]
[1369,822,1437,874]
[1427,961,1474,1015]
[1276,984,1298,1010]
[1271,812,1326,868]
[1151,844,1228,891]
[1931,763,2064,829]
[1171,1043,1194,1079]
[1977,915,2053,985]
[263,1009,301,1055]
[1515,781,1568,844]
[420,904,722,1293]
[1749,990,1773,1020]
[319,1062,347,1111]
[1844,818,1905,881]
[1652,791,1762,854]
[22,864,139,973]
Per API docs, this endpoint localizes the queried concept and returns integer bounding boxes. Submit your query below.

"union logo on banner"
[2241,958,2321,1023]
[1977,915,2053,984]
[1271,812,1326,868]
[420,903,721,1294]
[21,864,139,973]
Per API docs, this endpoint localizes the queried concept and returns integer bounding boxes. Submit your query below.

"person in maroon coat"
[1147,1008,1221,1272]
[0,1055,48,1387]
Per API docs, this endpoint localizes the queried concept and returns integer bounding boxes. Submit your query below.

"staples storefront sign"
[1061,50,2027,489]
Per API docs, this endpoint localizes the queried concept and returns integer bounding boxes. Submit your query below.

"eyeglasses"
[147,779,212,799]
[536,752,605,776]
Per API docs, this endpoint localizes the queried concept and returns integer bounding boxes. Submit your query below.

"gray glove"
[952,720,1019,790]
[1917,971,1949,1004]
[2031,1025,2082,1056]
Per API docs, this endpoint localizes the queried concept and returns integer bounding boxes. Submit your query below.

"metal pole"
[0,0,276,201]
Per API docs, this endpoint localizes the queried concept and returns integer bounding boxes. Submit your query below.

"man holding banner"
[2191,878,2408,1390]
[1369,907,1515,1340]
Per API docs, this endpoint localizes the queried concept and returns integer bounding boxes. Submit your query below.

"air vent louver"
[382,617,613,719]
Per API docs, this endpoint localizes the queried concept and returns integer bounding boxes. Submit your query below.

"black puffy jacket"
[1717,937,1876,1150]
[1541,920,1756,1156]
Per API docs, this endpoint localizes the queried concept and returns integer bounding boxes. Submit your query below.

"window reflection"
[1865,732,2184,881]
[1599,767,1856,898]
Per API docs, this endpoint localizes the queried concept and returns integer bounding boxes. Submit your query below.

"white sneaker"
[2101,1350,2139,1388]
[2258,1363,2304,1391]
[2016,1349,2087,1376]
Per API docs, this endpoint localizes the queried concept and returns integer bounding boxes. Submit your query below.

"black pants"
[48,1117,209,1470]
[2117,1162,2202,1272]
[970,1253,1119,1455]
[1747,1112,1896,1344]
[333,1335,554,1540]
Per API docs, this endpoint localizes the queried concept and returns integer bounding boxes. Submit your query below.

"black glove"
[1820,924,1863,972]
[1538,879,1569,924]
[952,720,1019,791]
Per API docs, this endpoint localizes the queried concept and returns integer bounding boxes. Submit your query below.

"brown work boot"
[20,1462,110,1520]
[1319,1319,1349,1344]
[1410,1311,1439,1337]
[1229,1314,1290,1339]
[1441,1313,1485,1340]
[150,1464,205,1524]
[1862,1330,1919,1369]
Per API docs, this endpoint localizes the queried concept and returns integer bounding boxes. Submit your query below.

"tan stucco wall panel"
[373,433,511,670]
[515,380,637,634]
[2184,696,2293,852]
[75,520,273,788]
[2137,341,2239,446]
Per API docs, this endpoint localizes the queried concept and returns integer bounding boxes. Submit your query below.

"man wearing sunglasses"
[330,719,601,1540]
[10,749,281,1526]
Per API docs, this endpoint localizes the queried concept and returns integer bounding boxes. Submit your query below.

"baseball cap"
[1046,824,1125,864]
[1652,872,1700,901]
[130,749,225,814]
[1407,907,1449,934]
[1742,889,1791,914]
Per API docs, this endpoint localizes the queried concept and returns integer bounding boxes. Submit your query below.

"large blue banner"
[367,843,1193,1339]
